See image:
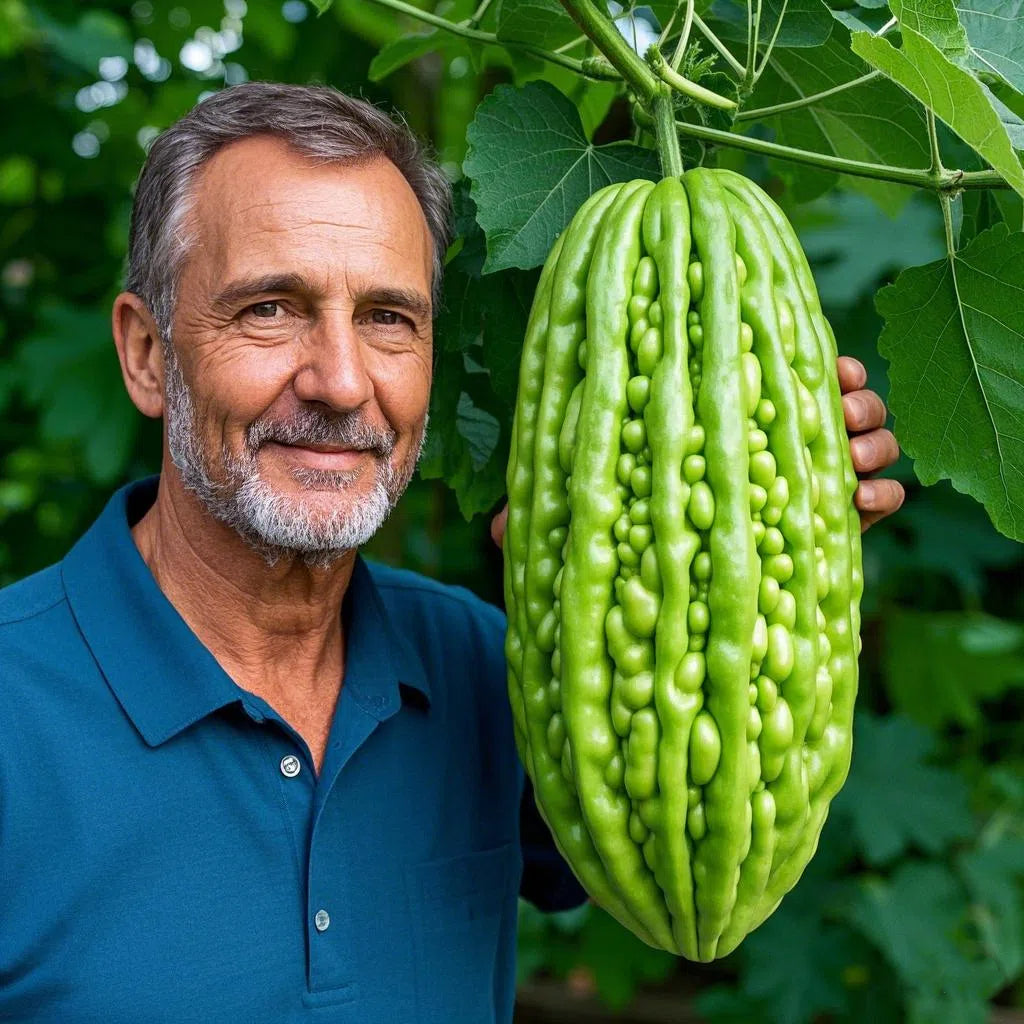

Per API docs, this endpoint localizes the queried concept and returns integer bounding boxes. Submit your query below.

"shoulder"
[0,564,68,633]
[365,559,506,637]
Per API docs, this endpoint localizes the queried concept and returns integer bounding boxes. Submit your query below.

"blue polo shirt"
[0,478,584,1024]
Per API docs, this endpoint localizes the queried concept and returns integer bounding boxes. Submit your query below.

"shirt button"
[314,909,330,933]
[280,755,301,778]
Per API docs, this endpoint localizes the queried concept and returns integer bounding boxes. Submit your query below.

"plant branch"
[940,192,958,255]
[633,106,1012,192]
[653,89,684,176]
[363,0,618,80]
[648,45,738,110]
[670,0,696,70]
[753,0,787,82]
[745,0,755,80]
[736,71,882,122]
[657,0,681,48]
[751,0,762,78]
[926,109,944,177]
[560,0,659,101]
[692,12,746,77]
[553,34,588,53]
[464,0,494,29]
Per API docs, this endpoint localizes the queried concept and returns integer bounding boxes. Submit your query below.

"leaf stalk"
[647,44,737,110]
[692,12,746,77]
[632,107,1012,192]
[362,0,619,81]
[670,0,696,71]
[735,71,881,122]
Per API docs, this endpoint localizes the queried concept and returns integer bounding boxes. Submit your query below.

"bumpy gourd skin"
[504,170,863,962]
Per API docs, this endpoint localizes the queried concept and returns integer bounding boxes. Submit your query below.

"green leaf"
[845,863,1003,1024]
[956,187,1024,244]
[420,330,510,519]
[956,0,1024,94]
[883,610,1024,728]
[890,0,970,59]
[16,304,137,484]
[30,8,132,73]
[456,392,500,469]
[709,0,835,49]
[463,81,660,272]
[794,192,943,306]
[875,223,1024,542]
[310,0,334,12]
[739,911,852,1024]
[436,184,539,413]
[750,25,930,213]
[495,0,580,50]
[957,836,1024,981]
[851,27,1024,199]
[864,480,1022,600]
[833,713,975,863]
[369,31,460,82]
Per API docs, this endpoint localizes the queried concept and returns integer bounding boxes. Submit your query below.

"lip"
[264,440,369,472]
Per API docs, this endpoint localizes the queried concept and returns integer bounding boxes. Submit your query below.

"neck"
[131,462,356,711]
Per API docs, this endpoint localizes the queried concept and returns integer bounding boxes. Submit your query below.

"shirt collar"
[60,477,430,747]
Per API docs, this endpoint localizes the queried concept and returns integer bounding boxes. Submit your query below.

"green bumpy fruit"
[503,170,863,962]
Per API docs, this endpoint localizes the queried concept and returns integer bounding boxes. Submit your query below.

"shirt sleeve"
[517,774,588,912]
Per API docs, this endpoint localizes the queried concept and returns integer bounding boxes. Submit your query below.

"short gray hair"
[125,81,452,343]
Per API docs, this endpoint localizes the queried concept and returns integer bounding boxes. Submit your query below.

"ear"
[112,292,166,419]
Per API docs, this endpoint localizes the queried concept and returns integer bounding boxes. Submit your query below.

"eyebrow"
[211,275,432,322]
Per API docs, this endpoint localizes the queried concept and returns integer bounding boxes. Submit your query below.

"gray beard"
[162,341,426,569]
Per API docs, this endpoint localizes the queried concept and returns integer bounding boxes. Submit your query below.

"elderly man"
[0,83,902,1023]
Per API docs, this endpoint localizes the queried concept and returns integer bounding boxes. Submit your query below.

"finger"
[842,389,888,434]
[855,478,905,531]
[836,356,867,394]
[849,428,901,475]
[491,504,509,549]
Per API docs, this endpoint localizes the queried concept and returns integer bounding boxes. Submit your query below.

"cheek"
[191,347,299,439]
[374,351,431,435]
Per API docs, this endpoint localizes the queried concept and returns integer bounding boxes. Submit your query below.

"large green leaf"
[495,0,580,50]
[875,223,1024,542]
[833,714,975,864]
[957,836,1024,982]
[708,0,835,49]
[883,609,1024,728]
[463,81,660,272]
[369,31,466,82]
[794,192,942,306]
[420,348,509,518]
[750,26,930,213]
[956,0,1024,94]
[845,863,1003,1024]
[852,28,1024,198]
[890,0,970,58]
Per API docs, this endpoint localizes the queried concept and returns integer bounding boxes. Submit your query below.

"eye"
[249,301,280,318]
[370,309,407,326]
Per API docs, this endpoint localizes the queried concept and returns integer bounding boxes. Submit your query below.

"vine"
[361,0,1014,196]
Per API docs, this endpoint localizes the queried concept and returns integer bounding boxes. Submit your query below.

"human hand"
[490,356,904,548]
[837,356,905,532]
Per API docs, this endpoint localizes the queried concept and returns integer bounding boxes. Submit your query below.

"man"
[0,83,903,1023]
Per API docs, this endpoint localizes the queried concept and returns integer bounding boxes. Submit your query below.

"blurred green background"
[2,2,1023,1021]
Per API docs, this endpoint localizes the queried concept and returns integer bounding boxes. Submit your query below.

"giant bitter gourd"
[503,170,863,961]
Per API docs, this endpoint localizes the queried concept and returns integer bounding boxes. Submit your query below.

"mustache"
[246,409,397,457]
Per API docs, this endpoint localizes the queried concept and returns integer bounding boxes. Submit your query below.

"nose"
[292,309,375,413]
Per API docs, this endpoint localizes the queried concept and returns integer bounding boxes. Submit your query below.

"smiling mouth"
[264,440,372,472]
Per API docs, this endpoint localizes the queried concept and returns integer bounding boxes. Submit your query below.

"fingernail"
[859,482,875,507]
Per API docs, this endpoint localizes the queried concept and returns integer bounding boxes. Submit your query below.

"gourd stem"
[653,89,685,178]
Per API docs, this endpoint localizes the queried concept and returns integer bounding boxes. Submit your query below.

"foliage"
[2,0,1024,1022]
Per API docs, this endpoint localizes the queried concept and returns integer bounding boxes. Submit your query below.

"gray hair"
[125,81,452,343]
